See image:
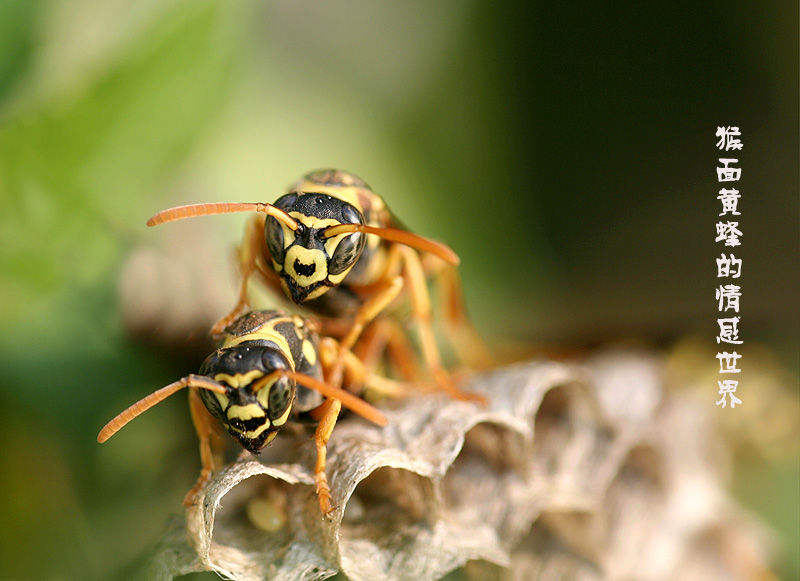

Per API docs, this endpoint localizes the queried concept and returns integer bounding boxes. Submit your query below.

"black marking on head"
[274,192,364,224]
[235,426,275,454]
[293,259,316,277]
[201,345,287,378]
[284,280,319,305]
[228,415,266,435]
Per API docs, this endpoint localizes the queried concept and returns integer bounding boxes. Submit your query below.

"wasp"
[146,169,490,400]
[98,310,387,514]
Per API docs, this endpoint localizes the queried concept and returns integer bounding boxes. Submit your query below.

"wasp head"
[198,345,296,453]
[265,192,367,304]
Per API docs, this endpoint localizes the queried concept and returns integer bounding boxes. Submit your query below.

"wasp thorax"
[265,192,367,304]
[294,168,371,191]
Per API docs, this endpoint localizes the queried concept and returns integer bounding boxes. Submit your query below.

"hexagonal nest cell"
[144,355,775,581]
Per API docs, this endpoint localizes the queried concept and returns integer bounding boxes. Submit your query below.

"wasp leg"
[322,334,411,400]
[184,386,224,505]
[210,215,267,338]
[397,246,486,404]
[423,255,494,371]
[327,276,403,388]
[351,319,389,372]
[312,397,343,515]
[382,317,423,383]
[319,337,352,386]
[354,317,421,384]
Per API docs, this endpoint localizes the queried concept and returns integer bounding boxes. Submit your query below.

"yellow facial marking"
[322,232,346,256]
[284,246,328,286]
[304,286,329,300]
[226,403,271,440]
[327,270,349,286]
[289,213,340,231]
[227,403,267,422]
[214,392,230,410]
[291,213,352,262]
[230,422,271,440]
[214,370,264,389]
[280,221,296,247]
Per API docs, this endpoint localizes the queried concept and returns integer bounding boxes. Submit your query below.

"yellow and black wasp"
[146,169,490,399]
[98,310,387,513]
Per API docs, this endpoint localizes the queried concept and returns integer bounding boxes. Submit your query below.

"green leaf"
[0,0,45,101]
[0,0,241,312]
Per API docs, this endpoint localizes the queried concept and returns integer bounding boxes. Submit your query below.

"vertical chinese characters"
[715,127,743,408]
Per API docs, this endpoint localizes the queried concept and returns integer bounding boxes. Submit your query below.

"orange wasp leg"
[311,397,342,515]
[326,276,404,388]
[423,255,494,371]
[397,245,486,404]
[353,317,421,384]
[269,358,383,515]
[184,386,225,505]
[96,375,229,505]
[210,215,267,337]
[305,340,397,515]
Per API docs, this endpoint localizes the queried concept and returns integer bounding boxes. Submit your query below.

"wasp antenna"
[97,375,228,443]
[280,370,388,427]
[147,202,299,230]
[250,370,282,394]
[323,224,460,266]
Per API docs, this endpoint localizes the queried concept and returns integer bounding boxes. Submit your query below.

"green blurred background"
[0,0,796,579]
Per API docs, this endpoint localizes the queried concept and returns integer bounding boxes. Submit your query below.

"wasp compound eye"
[267,376,294,422]
[266,216,287,265]
[199,351,221,376]
[340,202,364,226]
[327,203,366,275]
[261,349,289,373]
[328,231,364,275]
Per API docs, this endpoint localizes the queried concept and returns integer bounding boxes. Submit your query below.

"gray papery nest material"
[145,353,774,581]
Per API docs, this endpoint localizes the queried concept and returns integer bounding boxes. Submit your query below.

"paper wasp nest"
[145,353,774,581]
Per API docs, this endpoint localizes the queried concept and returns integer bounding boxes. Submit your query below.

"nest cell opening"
[532,383,612,485]
[511,513,604,581]
[340,466,437,545]
[442,421,529,528]
[210,474,296,553]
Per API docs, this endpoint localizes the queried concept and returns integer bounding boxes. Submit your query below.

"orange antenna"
[252,370,388,427]
[323,224,460,266]
[147,202,299,231]
[97,375,228,443]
